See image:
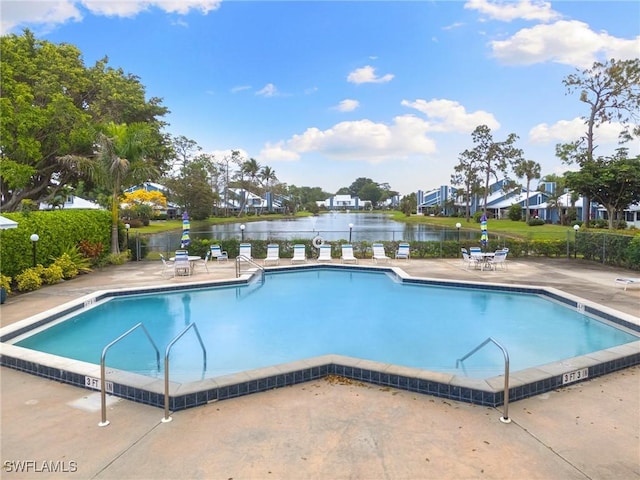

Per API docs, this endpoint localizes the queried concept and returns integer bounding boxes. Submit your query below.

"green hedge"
[0,210,111,277]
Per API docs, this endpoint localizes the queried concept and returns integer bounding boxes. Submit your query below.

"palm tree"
[60,122,157,254]
[514,159,541,222]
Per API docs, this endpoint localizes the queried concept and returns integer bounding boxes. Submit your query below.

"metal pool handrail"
[162,322,207,423]
[99,322,160,427]
[235,255,265,281]
[456,337,511,424]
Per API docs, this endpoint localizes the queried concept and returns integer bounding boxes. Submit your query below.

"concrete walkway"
[1,257,639,479]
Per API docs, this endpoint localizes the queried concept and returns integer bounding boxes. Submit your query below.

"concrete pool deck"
[1,257,639,479]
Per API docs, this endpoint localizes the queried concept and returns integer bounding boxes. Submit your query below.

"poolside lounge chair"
[317,244,332,262]
[372,243,390,264]
[291,244,307,264]
[210,245,228,262]
[264,243,280,266]
[341,244,358,264]
[395,243,410,262]
[615,277,640,291]
[160,254,174,277]
[238,243,252,261]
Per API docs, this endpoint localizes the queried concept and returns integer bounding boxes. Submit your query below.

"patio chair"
[291,244,307,264]
[395,243,410,261]
[173,252,191,277]
[264,243,280,266]
[341,244,358,264]
[486,250,508,271]
[461,248,480,270]
[372,243,390,264]
[210,244,228,262]
[194,251,210,273]
[614,277,640,291]
[317,244,332,262]
[160,254,174,277]
[238,243,252,261]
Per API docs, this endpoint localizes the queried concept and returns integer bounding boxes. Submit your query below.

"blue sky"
[2,1,639,196]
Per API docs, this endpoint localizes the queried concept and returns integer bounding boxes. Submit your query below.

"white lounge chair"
[615,277,640,291]
[317,244,332,262]
[460,248,477,269]
[264,243,280,266]
[291,244,307,264]
[341,244,358,264]
[238,243,252,261]
[372,243,390,264]
[210,245,228,262]
[395,243,410,261]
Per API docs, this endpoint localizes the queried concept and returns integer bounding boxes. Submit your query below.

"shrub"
[78,240,104,265]
[507,204,522,221]
[41,264,64,285]
[106,252,129,265]
[16,267,43,292]
[527,218,545,226]
[53,253,79,279]
[1,274,12,294]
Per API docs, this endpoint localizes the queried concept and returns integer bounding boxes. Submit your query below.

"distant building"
[39,194,101,210]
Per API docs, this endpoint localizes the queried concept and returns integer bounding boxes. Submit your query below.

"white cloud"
[255,83,278,97]
[347,65,394,84]
[334,99,360,112]
[0,0,221,34]
[490,20,640,68]
[231,85,251,93]
[401,98,500,132]
[529,117,631,146]
[259,116,437,165]
[1,1,82,34]
[464,0,560,23]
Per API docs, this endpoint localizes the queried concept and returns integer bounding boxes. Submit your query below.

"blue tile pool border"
[1,264,639,412]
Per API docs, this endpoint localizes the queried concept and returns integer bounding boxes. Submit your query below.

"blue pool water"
[15,269,638,381]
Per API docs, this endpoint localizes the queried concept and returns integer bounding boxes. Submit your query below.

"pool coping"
[1,264,639,411]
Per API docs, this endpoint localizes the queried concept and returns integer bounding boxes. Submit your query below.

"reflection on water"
[147,213,481,246]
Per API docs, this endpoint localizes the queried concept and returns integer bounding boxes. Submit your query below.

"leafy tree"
[399,192,416,216]
[164,157,218,221]
[170,135,201,169]
[0,30,169,211]
[513,159,541,222]
[556,58,640,225]
[464,125,522,217]
[451,149,482,222]
[565,149,640,228]
[60,122,158,253]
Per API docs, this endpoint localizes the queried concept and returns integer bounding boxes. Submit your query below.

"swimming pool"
[1,265,639,411]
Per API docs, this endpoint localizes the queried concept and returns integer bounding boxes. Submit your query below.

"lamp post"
[240,224,245,242]
[125,223,130,249]
[455,222,461,257]
[573,224,580,259]
[30,233,39,267]
[348,223,353,243]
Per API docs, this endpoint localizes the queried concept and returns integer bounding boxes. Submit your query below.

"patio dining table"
[471,252,495,271]
[169,255,202,275]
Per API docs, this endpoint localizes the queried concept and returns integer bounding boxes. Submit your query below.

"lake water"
[146,213,484,249]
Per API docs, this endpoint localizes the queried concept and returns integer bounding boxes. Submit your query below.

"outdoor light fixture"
[240,224,245,241]
[30,233,39,267]
[573,224,580,259]
[125,223,130,247]
[455,222,462,256]
[348,223,353,243]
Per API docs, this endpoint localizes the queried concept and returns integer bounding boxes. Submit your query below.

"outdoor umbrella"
[180,211,190,248]
[480,213,488,249]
